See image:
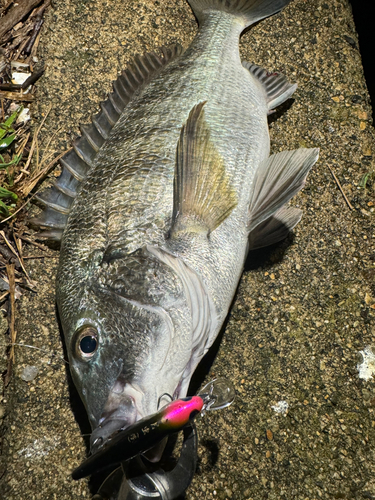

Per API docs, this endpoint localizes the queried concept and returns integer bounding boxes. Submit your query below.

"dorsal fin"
[30,44,184,242]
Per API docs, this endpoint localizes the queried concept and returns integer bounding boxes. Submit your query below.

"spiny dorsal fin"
[31,44,183,242]
[247,148,319,233]
[170,102,237,238]
[242,61,297,112]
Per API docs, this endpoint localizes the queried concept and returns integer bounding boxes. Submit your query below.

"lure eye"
[75,326,99,360]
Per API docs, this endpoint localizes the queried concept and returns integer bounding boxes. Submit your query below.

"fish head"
[57,247,196,453]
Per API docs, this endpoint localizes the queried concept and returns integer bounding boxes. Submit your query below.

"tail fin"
[187,0,293,27]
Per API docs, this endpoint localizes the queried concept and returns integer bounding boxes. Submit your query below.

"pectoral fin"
[248,148,319,233]
[170,102,237,238]
[146,244,218,354]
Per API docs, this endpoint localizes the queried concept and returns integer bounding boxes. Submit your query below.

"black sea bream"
[33,0,318,483]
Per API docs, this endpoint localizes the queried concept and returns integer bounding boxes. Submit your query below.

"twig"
[0,241,21,267]
[13,35,31,62]
[22,103,51,173]
[24,18,44,54]
[29,28,42,61]
[29,0,50,21]
[14,235,31,282]
[0,145,65,223]
[0,291,9,301]
[24,0,51,55]
[0,91,35,102]
[4,263,16,386]
[0,231,30,282]
[16,131,30,156]
[21,148,66,196]
[0,189,39,223]
[22,254,53,259]
[16,234,49,251]
[13,133,31,183]
[0,231,19,260]
[328,166,354,211]
[0,0,44,41]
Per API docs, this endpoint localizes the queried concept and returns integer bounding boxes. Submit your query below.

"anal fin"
[248,205,302,250]
[248,148,319,233]
[243,62,297,112]
[170,102,237,238]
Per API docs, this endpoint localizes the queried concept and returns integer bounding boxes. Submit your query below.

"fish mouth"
[90,404,137,453]
[90,385,172,459]
[90,396,169,463]
[90,377,141,454]
[90,369,189,457]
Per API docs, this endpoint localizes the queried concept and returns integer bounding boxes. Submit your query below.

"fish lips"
[90,387,139,453]
[89,369,185,459]
[90,412,136,454]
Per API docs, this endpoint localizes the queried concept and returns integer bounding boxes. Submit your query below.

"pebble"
[266,429,273,441]
[20,366,39,382]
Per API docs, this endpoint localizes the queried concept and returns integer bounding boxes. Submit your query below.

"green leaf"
[0,133,16,151]
[0,125,14,141]
[359,172,370,189]
[0,200,10,216]
[0,106,24,140]
[0,154,21,169]
[0,186,17,201]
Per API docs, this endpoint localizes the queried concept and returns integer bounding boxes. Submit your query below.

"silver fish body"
[34,0,318,457]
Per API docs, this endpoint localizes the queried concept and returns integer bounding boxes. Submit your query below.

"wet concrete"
[1,0,374,499]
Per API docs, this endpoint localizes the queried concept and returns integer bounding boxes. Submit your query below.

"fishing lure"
[72,378,235,480]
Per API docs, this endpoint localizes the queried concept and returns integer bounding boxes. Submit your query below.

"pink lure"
[160,396,204,429]
[72,395,204,480]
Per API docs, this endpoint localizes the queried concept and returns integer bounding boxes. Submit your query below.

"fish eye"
[74,326,99,360]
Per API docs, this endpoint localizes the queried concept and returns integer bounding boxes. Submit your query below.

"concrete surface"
[0,0,374,499]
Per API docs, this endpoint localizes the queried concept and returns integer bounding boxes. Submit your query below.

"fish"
[31,0,319,494]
